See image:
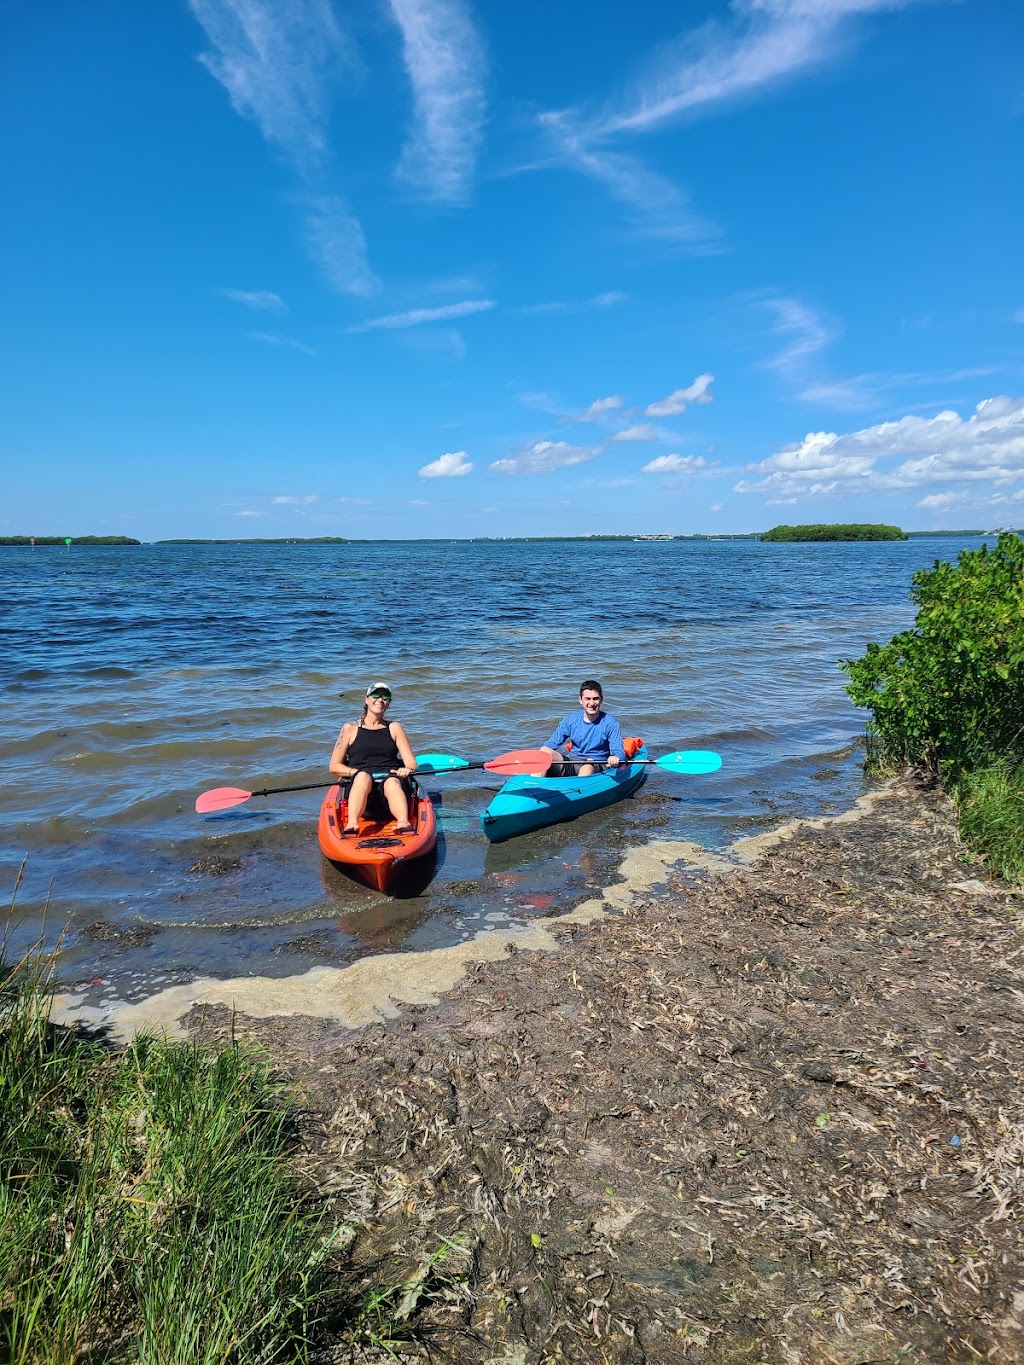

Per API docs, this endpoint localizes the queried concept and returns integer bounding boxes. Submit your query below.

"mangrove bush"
[842,532,1024,883]
[762,523,907,541]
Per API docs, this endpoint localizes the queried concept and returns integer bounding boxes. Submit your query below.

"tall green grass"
[0,949,338,1363]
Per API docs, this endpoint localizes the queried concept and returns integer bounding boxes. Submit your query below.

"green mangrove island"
[762,522,908,541]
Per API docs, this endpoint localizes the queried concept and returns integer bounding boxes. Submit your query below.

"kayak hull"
[480,745,648,843]
[318,780,437,892]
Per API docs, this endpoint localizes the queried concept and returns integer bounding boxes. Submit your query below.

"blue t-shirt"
[544,710,626,762]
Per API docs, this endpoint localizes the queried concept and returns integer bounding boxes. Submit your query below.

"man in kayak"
[541,680,627,777]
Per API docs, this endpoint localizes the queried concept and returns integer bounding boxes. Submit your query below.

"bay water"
[0,537,979,1008]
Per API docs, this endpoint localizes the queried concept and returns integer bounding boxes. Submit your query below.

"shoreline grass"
[1,948,339,1364]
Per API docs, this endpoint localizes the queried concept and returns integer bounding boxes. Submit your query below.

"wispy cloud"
[646,373,715,416]
[388,0,487,204]
[272,494,319,503]
[419,450,474,477]
[535,1,918,242]
[760,295,836,374]
[613,424,659,442]
[642,454,709,473]
[188,0,351,170]
[797,365,1003,412]
[538,116,719,243]
[589,0,921,139]
[591,291,629,307]
[221,288,288,312]
[247,331,315,354]
[490,440,603,476]
[303,196,379,297]
[350,298,494,331]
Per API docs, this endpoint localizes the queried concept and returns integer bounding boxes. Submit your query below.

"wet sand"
[64,777,1024,1361]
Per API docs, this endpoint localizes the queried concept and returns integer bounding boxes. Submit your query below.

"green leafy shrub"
[842,533,1024,773]
[842,533,1024,885]
[762,523,907,542]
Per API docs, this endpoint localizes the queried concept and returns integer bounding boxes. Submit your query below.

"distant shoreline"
[1,530,1008,548]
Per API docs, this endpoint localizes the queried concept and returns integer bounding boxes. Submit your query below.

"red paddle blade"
[482,749,552,776]
[195,786,253,814]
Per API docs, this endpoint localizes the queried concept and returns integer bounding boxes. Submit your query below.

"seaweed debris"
[191,776,1024,1362]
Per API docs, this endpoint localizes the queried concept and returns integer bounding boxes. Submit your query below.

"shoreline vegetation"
[844,531,1024,886]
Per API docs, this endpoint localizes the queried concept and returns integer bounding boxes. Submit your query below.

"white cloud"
[574,395,623,423]
[645,373,715,416]
[188,0,351,169]
[350,298,494,331]
[917,491,964,510]
[591,291,629,307]
[388,0,486,204]
[303,196,379,297]
[235,509,262,517]
[489,440,602,476]
[419,450,474,477]
[272,494,319,504]
[613,424,659,442]
[710,503,723,511]
[247,331,315,354]
[221,288,287,312]
[642,454,708,473]
[736,396,1024,501]
[409,498,431,506]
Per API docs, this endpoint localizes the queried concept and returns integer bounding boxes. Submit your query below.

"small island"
[761,522,907,542]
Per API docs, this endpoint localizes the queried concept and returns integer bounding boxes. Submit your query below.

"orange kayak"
[317,779,437,892]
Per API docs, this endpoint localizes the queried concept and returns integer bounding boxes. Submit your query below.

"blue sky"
[2,0,1022,539]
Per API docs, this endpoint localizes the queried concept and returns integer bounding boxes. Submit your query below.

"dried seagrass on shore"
[187,775,1024,1363]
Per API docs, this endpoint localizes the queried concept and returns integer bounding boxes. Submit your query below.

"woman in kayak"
[541,679,627,777]
[329,682,418,834]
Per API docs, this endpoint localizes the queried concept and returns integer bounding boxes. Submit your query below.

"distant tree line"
[0,536,141,546]
[761,523,907,542]
[155,537,350,545]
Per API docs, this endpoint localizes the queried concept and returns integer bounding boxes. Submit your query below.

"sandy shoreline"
[65,778,1024,1360]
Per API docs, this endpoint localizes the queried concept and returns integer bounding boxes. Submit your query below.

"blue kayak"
[480,745,648,842]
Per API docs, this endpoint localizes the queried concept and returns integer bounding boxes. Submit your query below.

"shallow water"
[0,536,982,1004]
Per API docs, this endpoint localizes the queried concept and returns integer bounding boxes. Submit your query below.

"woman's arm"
[389,722,417,776]
[329,723,357,777]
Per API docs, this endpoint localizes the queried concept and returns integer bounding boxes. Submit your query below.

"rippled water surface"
[0,537,981,1001]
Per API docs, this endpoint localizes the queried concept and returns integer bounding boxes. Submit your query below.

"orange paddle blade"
[195,786,252,814]
[482,749,551,776]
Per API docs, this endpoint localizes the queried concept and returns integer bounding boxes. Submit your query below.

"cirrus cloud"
[349,299,495,331]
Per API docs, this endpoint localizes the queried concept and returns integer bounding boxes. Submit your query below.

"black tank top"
[346,722,401,773]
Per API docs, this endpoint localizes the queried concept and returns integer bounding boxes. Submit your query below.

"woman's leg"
[381,776,411,828]
[343,771,373,831]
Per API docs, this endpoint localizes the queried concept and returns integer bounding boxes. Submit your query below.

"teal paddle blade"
[416,752,469,773]
[656,749,722,775]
